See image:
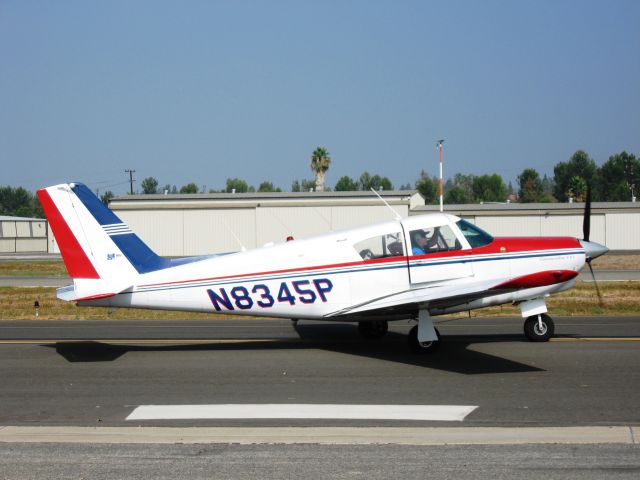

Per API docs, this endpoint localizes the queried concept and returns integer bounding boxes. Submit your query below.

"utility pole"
[437,140,444,212]
[125,169,136,195]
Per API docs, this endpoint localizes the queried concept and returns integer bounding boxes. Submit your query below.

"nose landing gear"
[524,313,555,342]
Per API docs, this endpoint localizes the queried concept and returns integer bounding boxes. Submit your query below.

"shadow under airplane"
[46,322,544,375]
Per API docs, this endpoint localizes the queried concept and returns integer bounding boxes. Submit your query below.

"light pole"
[437,140,444,212]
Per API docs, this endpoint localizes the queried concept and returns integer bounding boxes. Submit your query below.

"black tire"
[524,314,555,342]
[408,325,440,353]
[358,320,388,339]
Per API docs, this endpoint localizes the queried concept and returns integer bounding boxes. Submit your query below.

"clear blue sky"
[2,0,639,194]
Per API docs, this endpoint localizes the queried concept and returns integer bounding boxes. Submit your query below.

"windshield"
[456,219,494,248]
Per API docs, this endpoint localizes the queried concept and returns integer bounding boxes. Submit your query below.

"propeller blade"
[582,184,591,242]
[586,259,604,307]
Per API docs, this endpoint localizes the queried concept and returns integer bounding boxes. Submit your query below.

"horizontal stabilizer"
[56,279,132,303]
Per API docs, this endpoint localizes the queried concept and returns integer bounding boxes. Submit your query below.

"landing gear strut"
[358,320,388,339]
[407,309,441,353]
[408,325,441,353]
[524,313,555,342]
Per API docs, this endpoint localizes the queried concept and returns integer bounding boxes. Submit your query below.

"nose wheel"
[524,314,554,342]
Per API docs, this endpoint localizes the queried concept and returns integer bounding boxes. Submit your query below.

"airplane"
[37,182,609,352]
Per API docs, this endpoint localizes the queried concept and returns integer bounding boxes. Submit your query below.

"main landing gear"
[408,325,440,353]
[358,320,388,339]
[407,309,441,353]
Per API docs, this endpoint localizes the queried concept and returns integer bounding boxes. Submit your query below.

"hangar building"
[108,191,640,256]
[109,190,423,256]
[0,215,48,253]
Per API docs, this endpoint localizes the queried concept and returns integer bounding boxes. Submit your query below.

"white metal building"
[108,192,640,256]
[109,191,424,256]
[416,202,640,252]
[0,215,48,253]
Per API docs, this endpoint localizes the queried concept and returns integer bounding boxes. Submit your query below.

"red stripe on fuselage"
[409,236,582,262]
[37,189,100,279]
[138,254,407,288]
[492,270,578,289]
[139,237,583,289]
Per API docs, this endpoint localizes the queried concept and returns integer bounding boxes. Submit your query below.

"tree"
[472,174,508,202]
[541,174,554,195]
[223,178,250,193]
[257,181,281,192]
[517,168,544,203]
[310,147,331,192]
[100,191,114,205]
[414,171,438,203]
[291,179,316,192]
[369,174,394,191]
[566,175,587,202]
[357,172,393,191]
[444,185,471,204]
[141,177,159,194]
[161,184,178,194]
[334,176,358,191]
[180,183,199,194]
[597,151,639,201]
[553,150,598,202]
[0,186,42,218]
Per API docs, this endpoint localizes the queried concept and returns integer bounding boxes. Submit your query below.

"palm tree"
[310,147,331,192]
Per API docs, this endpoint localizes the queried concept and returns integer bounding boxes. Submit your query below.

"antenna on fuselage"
[222,219,247,252]
[370,188,402,221]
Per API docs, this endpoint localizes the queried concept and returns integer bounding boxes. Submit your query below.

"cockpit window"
[354,232,404,260]
[456,219,494,248]
[410,225,461,255]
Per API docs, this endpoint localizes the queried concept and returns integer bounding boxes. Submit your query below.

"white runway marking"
[126,404,478,422]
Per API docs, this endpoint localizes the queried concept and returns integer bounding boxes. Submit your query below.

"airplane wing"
[325,279,503,319]
[326,269,578,320]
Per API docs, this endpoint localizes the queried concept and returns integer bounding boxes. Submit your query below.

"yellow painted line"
[551,337,640,342]
[0,339,286,345]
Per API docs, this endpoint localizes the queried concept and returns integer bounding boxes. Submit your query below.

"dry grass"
[0,261,68,277]
[1,287,227,321]
[1,282,638,321]
[470,282,640,317]
[590,254,640,270]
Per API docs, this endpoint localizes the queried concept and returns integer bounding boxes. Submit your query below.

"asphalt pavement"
[1,316,639,478]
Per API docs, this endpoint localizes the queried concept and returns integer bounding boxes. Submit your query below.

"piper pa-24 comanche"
[38,182,608,352]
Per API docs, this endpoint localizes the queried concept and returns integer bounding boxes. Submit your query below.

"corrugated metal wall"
[115,207,640,256]
[0,219,47,253]
[468,213,630,250]
[117,205,411,256]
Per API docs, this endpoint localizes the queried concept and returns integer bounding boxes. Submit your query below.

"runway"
[1,316,639,478]
[0,316,639,428]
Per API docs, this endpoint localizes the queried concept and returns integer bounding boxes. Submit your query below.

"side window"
[354,232,404,260]
[410,225,461,256]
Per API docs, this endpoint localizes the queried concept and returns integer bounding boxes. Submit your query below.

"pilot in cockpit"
[412,230,428,255]
[412,227,440,255]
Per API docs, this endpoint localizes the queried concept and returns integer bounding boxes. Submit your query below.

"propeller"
[581,184,604,306]
[583,184,591,242]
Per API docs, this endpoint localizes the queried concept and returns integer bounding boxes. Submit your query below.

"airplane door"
[405,222,473,285]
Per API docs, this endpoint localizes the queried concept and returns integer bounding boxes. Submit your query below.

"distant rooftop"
[415,201,640,214]
[113,190,420,201]
[0,215,45,221]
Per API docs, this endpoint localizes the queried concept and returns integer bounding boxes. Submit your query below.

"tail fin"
[38,182,185,281]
